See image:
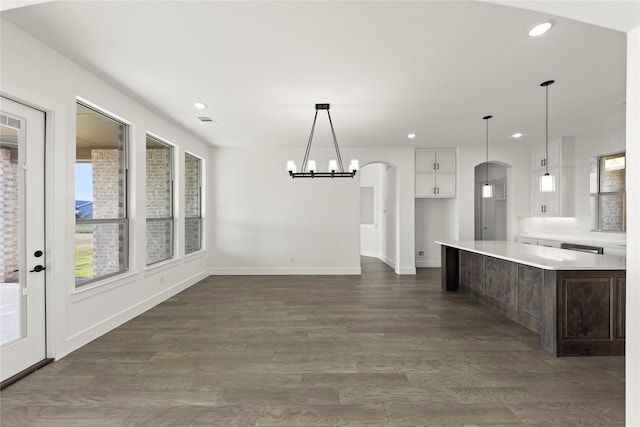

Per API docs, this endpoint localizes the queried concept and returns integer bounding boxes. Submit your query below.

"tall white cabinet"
[415,150,456,198]
[530,137,575,216]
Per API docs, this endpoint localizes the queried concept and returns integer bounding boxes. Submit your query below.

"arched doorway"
[359,162,398,269]
[475,162,509,240]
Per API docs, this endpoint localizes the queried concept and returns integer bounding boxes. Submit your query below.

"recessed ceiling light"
[407,133,416,139]
[194,102,207,110]
[512,133,524,138]
[528,21,554,37]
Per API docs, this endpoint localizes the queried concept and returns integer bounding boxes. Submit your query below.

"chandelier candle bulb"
[307,160,317,173]
[328,159,338,172]
[349,159,359,172]
[286,160,297,173]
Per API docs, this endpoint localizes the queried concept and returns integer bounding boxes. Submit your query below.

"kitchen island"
[436,240,626,356]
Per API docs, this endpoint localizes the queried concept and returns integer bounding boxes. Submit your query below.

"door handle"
[29,265,45,273]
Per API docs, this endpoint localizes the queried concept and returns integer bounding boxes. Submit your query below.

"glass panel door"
[0,97,47,383]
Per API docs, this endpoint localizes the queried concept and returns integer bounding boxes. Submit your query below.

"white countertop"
[436,240,626,271]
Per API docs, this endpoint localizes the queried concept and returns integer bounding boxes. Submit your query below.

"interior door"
[0,97,47,384]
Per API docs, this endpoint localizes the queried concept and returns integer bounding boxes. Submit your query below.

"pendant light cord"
[483,115,492,185]
[545,83,549,175]
[540,80,554,176]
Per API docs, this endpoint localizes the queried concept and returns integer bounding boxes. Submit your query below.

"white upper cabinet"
[529,137,575,217]
[415,149,456,198]
[530,137,574,170]
[416,150,456,172]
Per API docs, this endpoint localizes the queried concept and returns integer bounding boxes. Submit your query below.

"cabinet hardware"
[437,187,440,194]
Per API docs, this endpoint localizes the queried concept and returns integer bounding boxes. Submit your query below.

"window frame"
[75,101,130,288]
[145,133,175,266]
[590,151,626,233]
[184,152,203,255]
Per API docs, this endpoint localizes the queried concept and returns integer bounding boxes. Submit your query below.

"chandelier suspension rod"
[326,109,345,173]
[301,110,319,173]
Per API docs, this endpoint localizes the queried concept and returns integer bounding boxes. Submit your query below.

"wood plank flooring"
[0,257,625,426]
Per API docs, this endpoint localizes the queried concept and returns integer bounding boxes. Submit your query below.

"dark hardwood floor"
[0,257,624,426]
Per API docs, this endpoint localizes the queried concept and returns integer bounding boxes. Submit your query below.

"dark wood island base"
[440,244,625,357]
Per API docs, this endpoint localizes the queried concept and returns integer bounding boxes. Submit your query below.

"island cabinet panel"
[561,277,611,340]
[517,265,543,333]
[484,257,517,316]
[555,271,626,356]
[459,251,483,298]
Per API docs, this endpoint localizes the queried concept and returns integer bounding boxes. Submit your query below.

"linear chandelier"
[287,103,359,178]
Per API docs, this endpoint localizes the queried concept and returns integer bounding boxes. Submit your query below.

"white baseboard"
[209,267,362,275]
[64,269,209,357]
[396,266,417,274]
[416,260,441,268]
[360,250,379,258]
[381,256,396,270]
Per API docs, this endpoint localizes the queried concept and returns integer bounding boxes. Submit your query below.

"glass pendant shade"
[540,173,555,192]
[482,183,493,198]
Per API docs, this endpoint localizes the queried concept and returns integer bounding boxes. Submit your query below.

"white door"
[0,97,47,383]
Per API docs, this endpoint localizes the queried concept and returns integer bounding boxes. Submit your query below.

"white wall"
[1,19,212,359]
[415,198,454,267]
[210,146,416,275]
[626,24,639,426]
[209,146,361,274]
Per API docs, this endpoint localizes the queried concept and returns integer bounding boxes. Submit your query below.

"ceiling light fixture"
[512,133,524,138]
[407,133,416,139]
[528,21,553,37]
[194,102,207,109]
[482,115,493,199]
[539,80,556,192]
[287,103,358,179]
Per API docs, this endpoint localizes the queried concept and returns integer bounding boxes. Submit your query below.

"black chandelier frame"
[289,103,357,179]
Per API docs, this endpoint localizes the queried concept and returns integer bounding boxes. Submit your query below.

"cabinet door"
[531,170,546,214]
[435,151,456,172]
[531,146,547,170]
[435,173,456,197]
[531,141,560,170]
[416,173,436,197]
[416,150,436,172]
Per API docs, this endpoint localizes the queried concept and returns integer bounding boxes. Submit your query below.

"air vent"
[197,116,216,123]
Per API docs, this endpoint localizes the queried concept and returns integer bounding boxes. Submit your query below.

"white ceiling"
[1,1,635,149]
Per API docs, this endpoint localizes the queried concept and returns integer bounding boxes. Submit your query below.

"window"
[146,135,174,265]
[184,153,202,254]
[590,152,626,232]
[75,102,128,286]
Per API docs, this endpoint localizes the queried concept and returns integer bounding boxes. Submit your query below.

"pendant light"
[482,115,493,198]
[539,80,555,192]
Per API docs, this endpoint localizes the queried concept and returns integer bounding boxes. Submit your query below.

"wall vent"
[197,116,216,123]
